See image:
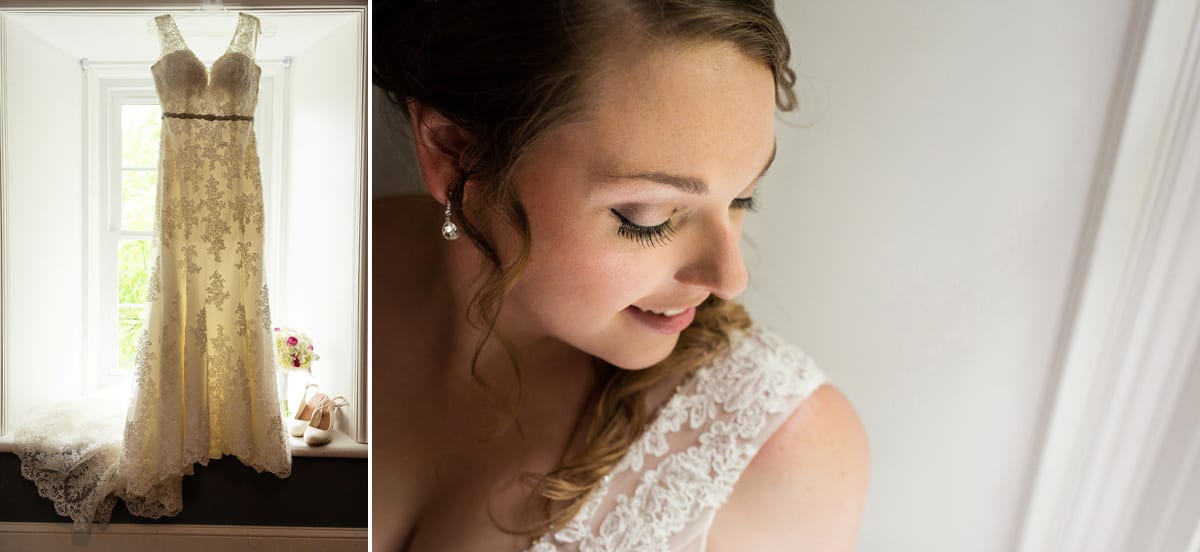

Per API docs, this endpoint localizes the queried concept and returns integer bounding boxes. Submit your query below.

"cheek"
[518,207,642,316]
[502,166,673,331]
[517,196,692,334]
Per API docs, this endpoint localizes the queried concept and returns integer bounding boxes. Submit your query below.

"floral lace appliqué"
[527,325,827,552]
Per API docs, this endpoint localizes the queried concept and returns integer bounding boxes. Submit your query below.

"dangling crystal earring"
[441,198,459,240]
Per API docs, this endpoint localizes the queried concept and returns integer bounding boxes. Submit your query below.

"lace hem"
[121,446,291,520]
[13,386,292,528]
[12,389,128,529]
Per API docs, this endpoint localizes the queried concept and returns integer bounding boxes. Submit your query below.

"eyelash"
[731,194,757,212]
[612,193,758,247]
[612,209,676,247]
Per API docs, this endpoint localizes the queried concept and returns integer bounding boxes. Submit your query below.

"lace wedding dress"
[526,325,827,551]
[15,12,290,527]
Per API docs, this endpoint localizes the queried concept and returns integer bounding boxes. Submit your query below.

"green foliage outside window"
[121,105,161,168]
[117,239,151,372]
[118,305,147,372]
[117,104,161,373]
[122,171,157,232]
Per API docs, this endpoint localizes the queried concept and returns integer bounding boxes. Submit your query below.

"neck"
[420,198,602,425]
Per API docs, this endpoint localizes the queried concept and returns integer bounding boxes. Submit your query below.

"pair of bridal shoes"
[289,384,349,446]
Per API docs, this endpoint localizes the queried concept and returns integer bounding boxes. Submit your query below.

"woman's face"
[491,40,778,370]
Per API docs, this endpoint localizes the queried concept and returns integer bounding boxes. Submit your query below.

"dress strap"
[227,13,261,60]
[154,14,188,58]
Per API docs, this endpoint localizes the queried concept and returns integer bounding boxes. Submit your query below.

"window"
[113,102,159,382]
[86,79,168,393]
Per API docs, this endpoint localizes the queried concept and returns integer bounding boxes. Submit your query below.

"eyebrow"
[592,140,778,195]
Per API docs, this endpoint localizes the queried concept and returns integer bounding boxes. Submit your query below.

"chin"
[593,331,681,371]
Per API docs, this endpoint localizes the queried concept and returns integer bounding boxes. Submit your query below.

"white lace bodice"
[527,324,827,551]
[152,13,261,118]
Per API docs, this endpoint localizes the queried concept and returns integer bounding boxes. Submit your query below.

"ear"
[407,100,475,204]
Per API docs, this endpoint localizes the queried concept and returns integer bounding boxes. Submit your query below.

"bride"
[372,2,870,550]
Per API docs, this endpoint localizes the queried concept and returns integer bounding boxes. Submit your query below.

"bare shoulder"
[706,383,871,551]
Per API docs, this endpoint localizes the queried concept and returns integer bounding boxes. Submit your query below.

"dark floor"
[0,453,367,527]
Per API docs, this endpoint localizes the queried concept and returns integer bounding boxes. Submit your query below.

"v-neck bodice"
[152,12,261,118]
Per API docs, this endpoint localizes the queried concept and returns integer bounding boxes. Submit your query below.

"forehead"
[577,40,777,180]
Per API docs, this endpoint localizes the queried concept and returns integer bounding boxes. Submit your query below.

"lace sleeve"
[154,14,187,58]
[527,325,828,551]
[228,13,261,59]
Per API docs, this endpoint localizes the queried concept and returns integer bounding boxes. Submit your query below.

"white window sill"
[288,429,367,459]
[0,430,366,459]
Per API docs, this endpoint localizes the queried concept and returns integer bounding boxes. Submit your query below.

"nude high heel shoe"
[303,396,348,446]
[288,384,327,438]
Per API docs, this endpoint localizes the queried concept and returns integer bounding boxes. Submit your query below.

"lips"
[626,305,697,334]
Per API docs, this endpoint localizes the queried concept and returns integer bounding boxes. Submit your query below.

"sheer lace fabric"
[15,12,289,527]
[14,387,130,528]
[154,12,259,60]
[527,325,827,551]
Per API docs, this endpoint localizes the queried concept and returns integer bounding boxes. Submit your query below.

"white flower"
[272,326,320,373]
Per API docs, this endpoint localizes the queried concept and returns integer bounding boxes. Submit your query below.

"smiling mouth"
[633,305,692,317]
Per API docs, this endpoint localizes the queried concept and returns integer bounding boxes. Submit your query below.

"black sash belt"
[162,112,253,122]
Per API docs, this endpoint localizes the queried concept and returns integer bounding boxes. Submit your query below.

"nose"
[675,217,749,300]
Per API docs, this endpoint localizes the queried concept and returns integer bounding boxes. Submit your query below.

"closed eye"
[732,193,757,212]
[610,208,676,248]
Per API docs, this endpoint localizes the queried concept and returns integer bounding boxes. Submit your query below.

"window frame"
[101,93,158,388]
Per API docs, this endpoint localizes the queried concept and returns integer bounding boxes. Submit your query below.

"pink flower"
[287,336,298,346]
[292,356,301,367]
[308,344,314,350]
[274,327,280,331]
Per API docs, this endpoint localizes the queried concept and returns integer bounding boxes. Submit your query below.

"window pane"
[121,104,162,168]
[118,305,146,372]
[118,239,152,304]
[122,170,156,231]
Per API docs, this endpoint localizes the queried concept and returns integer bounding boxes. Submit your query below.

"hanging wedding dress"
[120,10,291,517]
[16,12,291,526]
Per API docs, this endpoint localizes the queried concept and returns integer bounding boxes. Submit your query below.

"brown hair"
[374,0,799,537]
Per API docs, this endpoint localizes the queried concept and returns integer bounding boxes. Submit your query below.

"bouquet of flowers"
[273,326,320,373]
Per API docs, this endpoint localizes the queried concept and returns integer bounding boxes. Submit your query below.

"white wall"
[279,14,364,442]
[740,2,1138,550]
[2,16,86,427]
